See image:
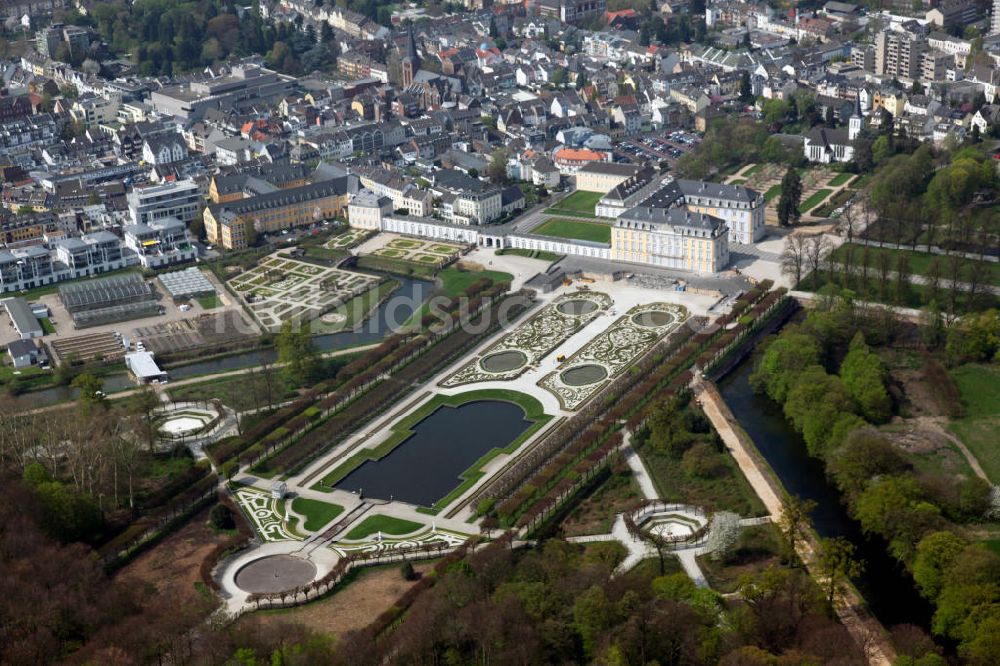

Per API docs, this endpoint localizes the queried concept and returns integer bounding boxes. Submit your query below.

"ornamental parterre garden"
[440,290,611,386]
[227,251,380,332]
[539,302,688,410]
[202,281,796,627]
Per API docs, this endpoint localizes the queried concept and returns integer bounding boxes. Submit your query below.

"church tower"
[401,27,420,88]
[849,96,864,141]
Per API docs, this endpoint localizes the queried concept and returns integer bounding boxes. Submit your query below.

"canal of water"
[335,400,532,507]
[9,277,432,411]
[718,358,933,631]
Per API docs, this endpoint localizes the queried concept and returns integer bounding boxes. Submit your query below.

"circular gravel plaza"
[556,299,599,316]
[631,310,675,328]
[234,555,317,594]
[480,350,528,373]
[560,364,608,386]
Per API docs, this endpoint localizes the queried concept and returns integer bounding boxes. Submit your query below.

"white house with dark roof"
[803,99,864,165]
[142,135,187,165]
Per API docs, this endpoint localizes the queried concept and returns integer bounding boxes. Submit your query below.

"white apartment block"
[127,179,202,225]
[123,217,196,269]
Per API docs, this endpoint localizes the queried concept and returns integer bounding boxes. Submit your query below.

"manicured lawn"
[729,178,746,185]
[799,188,833,214]
[811,189,853,218]
[828,244,1000,287]
[197,294,222,309]
[291,497,344,532]
[763,184,782,202]
[300,246,349,262]
[851,174,872,189]
[828,173,854,187]
[743,164,763,177]
[344,514,423,540]
[534,218,612,244]
[498,248,563,261]
[437,267,512,297]
[38,317,56,334]
[800,272,999,312]
[547,190,603,216]
[950,364,1000,483]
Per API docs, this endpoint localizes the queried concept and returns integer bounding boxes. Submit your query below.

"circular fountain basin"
[631,310,674,328]
[481,350,528,373]
[560,364,608,386]
[556,299,599,316]
[646,519,696,539]
[158,415,209,436]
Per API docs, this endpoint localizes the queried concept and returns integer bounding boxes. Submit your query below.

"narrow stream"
[718,358,934,631]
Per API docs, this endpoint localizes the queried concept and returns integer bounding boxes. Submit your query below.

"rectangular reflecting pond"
[335,400,532,506]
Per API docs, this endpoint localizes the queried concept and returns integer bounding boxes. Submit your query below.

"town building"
[127,179,203,226]
[149,64,295,120]
[123,217,196,269]
[347,189,393,230]
[575,162,643,193]
[803,100,864,164]
[2,297,42,339]
[204,177,355,250]
[875,31,926,80]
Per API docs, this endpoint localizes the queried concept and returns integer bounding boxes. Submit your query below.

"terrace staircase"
[297,501,373,554]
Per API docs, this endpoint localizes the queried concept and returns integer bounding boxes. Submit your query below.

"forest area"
[750,292,1000,663]
[58,0,340,76]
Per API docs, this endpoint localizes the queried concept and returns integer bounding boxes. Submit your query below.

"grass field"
[534,218,611,244]
[344,514,423,540]
[498,248,563,261]
[742,164,763,177]
[638,441,768,517]
[38,317,55,334]
[168,373,299,412]
[799,271,999,313]
[949,364,1000,483]
[828,173,854,187]
[197,294,222,309]
[291,498,344,532]
[437,267,512,297]
[546,190,603,217]
[829,244,1000,286]
[851,174,872,189]
[799,188,832,214]
[763,184,782,202]
[811,189,853,218]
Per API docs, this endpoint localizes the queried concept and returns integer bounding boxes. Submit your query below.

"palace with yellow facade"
[204,177,354,249]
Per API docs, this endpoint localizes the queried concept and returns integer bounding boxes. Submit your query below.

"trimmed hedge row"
[207,279,513,472]
[488,284,780,525]
[200,493,255,592]
[204,336,411,468]
[98,469,220,569]
[256,291,533,478]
